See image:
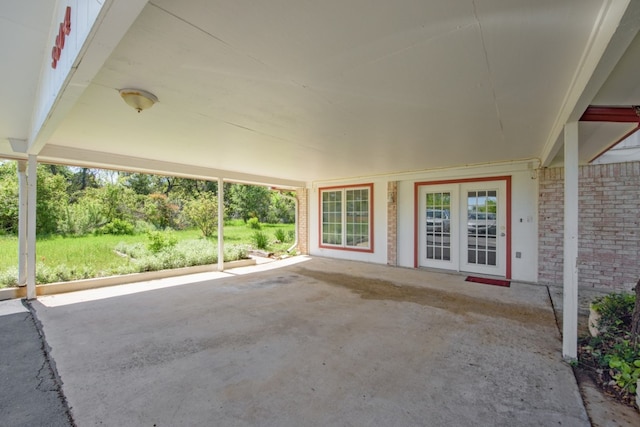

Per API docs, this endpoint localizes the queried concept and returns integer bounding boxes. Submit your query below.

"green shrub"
[580,292,640,400]
[116,239,248,272]
[609,356,640,394]
[274,228,286,242]
[146,230,177,253]
[174,239,215,266]
[183,193,218,237]
[591,292,635,333]
[252,231,269,250]
[134,220,155,234]
[224,244,249,262]
[286,229,296,242]
[96,219,135,236]
[0,267,18,288]
[35,263,95,284]
[114,242,145,259]
[247,217,261,230]
[144,193,179,230]
[58,199,106,236]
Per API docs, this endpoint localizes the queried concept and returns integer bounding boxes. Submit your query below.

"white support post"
[26,155,38,300]
[563,122,579,360]
[217,178,224,272]
[17,161,28,286]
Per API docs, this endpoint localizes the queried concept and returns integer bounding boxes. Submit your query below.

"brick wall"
[296,188,309,255]
[387,181,398,266]
[538,162,640,290]
[538,168,564,287]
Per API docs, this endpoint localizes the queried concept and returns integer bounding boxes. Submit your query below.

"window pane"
[321,190,342,245]
[467,188,498,266]
[345,188,369,248]
[425,191,451,261]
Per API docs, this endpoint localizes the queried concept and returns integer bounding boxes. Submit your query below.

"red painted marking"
[51,6,71,69]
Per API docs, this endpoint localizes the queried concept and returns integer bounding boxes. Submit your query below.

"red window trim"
[318,183,374,253]
[413,176,512,279]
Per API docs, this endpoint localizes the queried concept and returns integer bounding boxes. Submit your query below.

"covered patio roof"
[2,1,640,186]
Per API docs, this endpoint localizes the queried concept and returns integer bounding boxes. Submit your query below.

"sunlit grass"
[0,221,295,287]
[0,235,18,270]
[222,219,295,252]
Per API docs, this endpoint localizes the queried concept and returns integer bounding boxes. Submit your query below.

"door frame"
[413,176,512,279]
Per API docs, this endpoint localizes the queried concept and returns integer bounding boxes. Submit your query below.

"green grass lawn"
[0,220,295,287]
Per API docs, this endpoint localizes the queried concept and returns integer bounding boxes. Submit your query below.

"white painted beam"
[38,144,305,189]
[563,122,579,360]
[218,178,225,272]
[8,139,28,153]
[26,155,38,300]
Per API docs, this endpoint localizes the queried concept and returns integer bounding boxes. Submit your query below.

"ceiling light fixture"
[119,88,158,113]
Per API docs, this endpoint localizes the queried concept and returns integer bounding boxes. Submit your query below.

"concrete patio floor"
[3,256,618,425]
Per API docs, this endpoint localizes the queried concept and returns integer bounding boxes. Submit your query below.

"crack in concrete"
[35,359,48,391]
[25,300,77,426]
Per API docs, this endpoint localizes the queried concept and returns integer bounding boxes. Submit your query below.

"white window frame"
[319,184,373,252]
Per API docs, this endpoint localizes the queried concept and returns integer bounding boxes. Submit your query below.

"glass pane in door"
[467,190,497,266]
[425,192,451,261]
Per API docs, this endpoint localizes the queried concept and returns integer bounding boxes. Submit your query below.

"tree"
[183,192,218,237]
[123,172,154,195]
[228,184,271,223]
[69,184,140,234]
[144,193,178,229]
[267,191,295,224]
[58,193,106,236]
[171,178,217,199]
[77,168,93,190]
[36,165,68,234]
[0,162,69,235]
[154,175,178,196]
[0,162,19,234]
[0,162,294,236]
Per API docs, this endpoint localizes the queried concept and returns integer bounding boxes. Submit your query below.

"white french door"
[418,180,507,277]
[418,185,459,271]
[460,181,506,277]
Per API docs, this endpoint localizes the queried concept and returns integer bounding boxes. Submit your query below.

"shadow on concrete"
[26,257,592,426]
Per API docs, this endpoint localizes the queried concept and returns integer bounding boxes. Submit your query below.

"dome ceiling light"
[119,89,158,113]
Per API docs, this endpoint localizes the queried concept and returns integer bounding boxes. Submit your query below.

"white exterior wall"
[31,0,106,143]
[508,169,539,282]
[310,161,539,283]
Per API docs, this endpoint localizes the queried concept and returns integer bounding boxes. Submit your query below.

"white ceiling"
[2,0,640,186]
